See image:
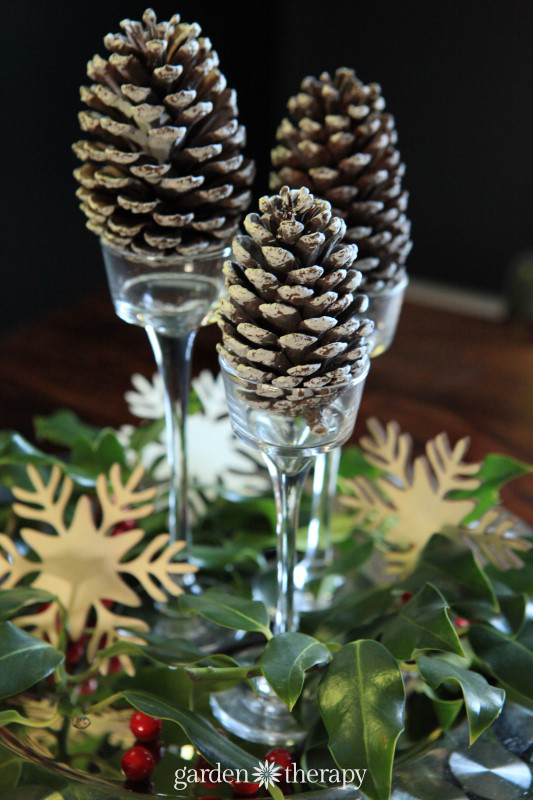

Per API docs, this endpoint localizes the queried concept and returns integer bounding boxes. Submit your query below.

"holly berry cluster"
[120,710,295,796]
[121,711,163,783]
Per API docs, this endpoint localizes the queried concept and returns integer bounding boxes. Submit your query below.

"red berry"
[101,599,114,609]
[196,756,221,788]
[231,780,261,796]
[121,745,156,782]
[78,678,98,696]
[66,637,88,667]
[112,519,137,536]
[143,740,163,764]
[108,656,123,674]
[130,711,163,743]
[400,591,413,605]
[454,616,469,629]
[266,747,294,772]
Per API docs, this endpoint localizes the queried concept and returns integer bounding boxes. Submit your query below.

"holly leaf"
[0,622,64,699]
[0,746,22,791]
[0,432,95,488]
[0,588,56,622]
[487,547,533,594]
[128,418,165,453]
[304,586,393,638]
[469,621,533,701]
[122,691,284,799]
[405,534,497,610]
[498,592,527,635]
[33,410,100,448]
[381,583,464,660]
[318,640,405,800]
[338,446,383,479]
[70,429,127,475]
[179,590,271,639]
[260,632,331,710]
[417,655,505,742]
[451,453,532,524]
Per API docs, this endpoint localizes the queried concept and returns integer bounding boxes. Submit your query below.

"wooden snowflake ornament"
[340,418,482,574]
[0,464,196,673]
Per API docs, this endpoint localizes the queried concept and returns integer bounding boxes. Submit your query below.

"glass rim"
[365,273,409,297]
[218,353,370,393]
[100,237,232,264]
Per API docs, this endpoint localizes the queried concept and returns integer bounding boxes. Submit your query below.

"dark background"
[2,0,532,335]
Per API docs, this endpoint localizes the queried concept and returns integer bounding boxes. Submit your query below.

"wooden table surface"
[1,293,532,522]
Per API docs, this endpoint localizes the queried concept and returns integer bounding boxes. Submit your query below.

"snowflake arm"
[457,509,532,571]
[125,373,165,419]
[96,464,156,534]
[424,434,481,496]
[12,465,72,535]
[120,535,197,602]
[339,476,394,531]
[359,418,413,486]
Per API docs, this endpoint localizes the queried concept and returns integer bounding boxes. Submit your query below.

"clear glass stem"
[305,448,342,571]
[145,326,196,546]
[263,454,313,636]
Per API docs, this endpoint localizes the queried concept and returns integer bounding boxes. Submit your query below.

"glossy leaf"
[70,429,127,474]
[318,640,405,800]
[0,622,64,699]
[451,453,532,524]
[381,583,464,660]
[488,547,533,594]
[305,586,393,637]
[498,592,527,635]
[431,694,464,730]
[417,655,505,742]
[123,691,283,799]
[179,590,271,638]
[406,534,497,609]
[33,409,99,448]
[127,418,165,453]
[0,588,56,622]
[338,446,383,480]
[0,431,94,488]
[0,745,22,791]
[469,621,533,701]
[260,632,331,709]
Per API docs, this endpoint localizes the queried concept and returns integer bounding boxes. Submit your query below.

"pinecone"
[270,68,411,290]
[216,187,372,425]
[73,8,255,257]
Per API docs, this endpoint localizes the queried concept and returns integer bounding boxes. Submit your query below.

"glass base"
[294,566,346,613]
[210,682,307,746]
[153,598,238,654]
[254,562,346,614]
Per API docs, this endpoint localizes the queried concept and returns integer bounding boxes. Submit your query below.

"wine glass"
[101,240,229,557]
[210,354,369,744]
[295,276,409,611]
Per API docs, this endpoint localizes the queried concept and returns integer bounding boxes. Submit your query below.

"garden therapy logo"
[174,759,366,791]
[252,760,283,789]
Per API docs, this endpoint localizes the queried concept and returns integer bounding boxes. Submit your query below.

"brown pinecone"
[73,8,255,257]
[216,187,372,423]
[270,68,411,290]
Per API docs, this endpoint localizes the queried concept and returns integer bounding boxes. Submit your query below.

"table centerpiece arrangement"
[0,7,532,800]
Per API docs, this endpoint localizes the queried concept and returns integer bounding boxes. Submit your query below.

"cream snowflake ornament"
[340,418,482,574]
[454,508,531,571]
[123,369,268,500]
[17,697,135,753]
[0,464,196,674]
